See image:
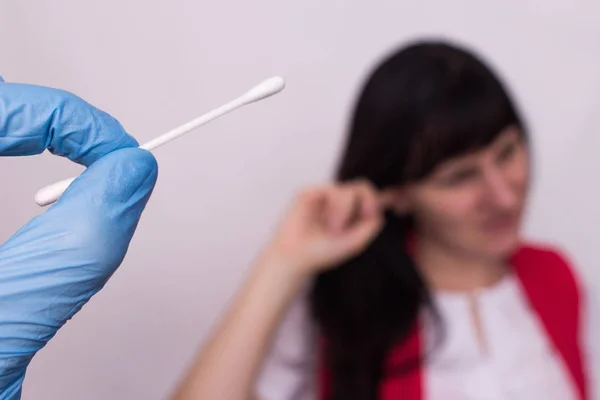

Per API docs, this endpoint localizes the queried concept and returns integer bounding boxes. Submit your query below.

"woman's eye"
[441,168,477,186]
[498,142,517,162]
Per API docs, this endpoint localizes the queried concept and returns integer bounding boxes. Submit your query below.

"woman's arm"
[170,254,306,400]
[170,181,385,400]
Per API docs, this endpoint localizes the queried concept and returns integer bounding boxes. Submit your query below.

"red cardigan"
[318,244,587,400]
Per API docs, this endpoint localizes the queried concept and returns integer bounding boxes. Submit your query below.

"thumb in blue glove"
[0,80,159,398]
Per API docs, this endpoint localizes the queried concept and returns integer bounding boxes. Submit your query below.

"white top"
[255,272,600,400]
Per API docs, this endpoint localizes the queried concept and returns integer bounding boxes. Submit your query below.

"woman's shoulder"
[514,241,576,269]
[516,242,600,398]
[515,241,571,265]
[513,241,584,293]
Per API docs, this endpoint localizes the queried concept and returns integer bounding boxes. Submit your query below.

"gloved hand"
[0,77,159,399]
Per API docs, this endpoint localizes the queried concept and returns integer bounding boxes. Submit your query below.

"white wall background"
[1,1,599,398]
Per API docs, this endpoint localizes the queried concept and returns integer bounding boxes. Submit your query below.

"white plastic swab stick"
[34,76,285,207]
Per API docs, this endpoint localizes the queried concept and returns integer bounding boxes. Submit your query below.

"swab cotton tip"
[35,177,76,207]
[241,76,285,104]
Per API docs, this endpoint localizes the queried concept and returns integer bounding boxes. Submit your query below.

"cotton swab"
[34,76,285,207]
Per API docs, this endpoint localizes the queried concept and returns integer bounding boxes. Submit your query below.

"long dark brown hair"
[309,40,526,400]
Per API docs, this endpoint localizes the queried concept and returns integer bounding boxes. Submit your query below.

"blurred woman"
[171,40,599,400]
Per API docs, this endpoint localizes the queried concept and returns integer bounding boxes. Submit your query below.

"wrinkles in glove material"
[0,82,138,163]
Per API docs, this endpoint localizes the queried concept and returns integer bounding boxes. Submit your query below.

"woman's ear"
[380,187,412,215]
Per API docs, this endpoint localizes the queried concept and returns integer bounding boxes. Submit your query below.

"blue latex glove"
[0,77,159,399]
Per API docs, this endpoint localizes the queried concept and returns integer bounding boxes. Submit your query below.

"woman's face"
[390,126,529,260]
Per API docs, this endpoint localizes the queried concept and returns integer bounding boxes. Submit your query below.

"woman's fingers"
[321,180,383,234]
[264,180,389,274]
[323,186,358,234]
[354,180,381,220]
[338,181,384,252]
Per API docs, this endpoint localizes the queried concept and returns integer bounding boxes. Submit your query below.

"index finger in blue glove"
[0,81,138,164]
